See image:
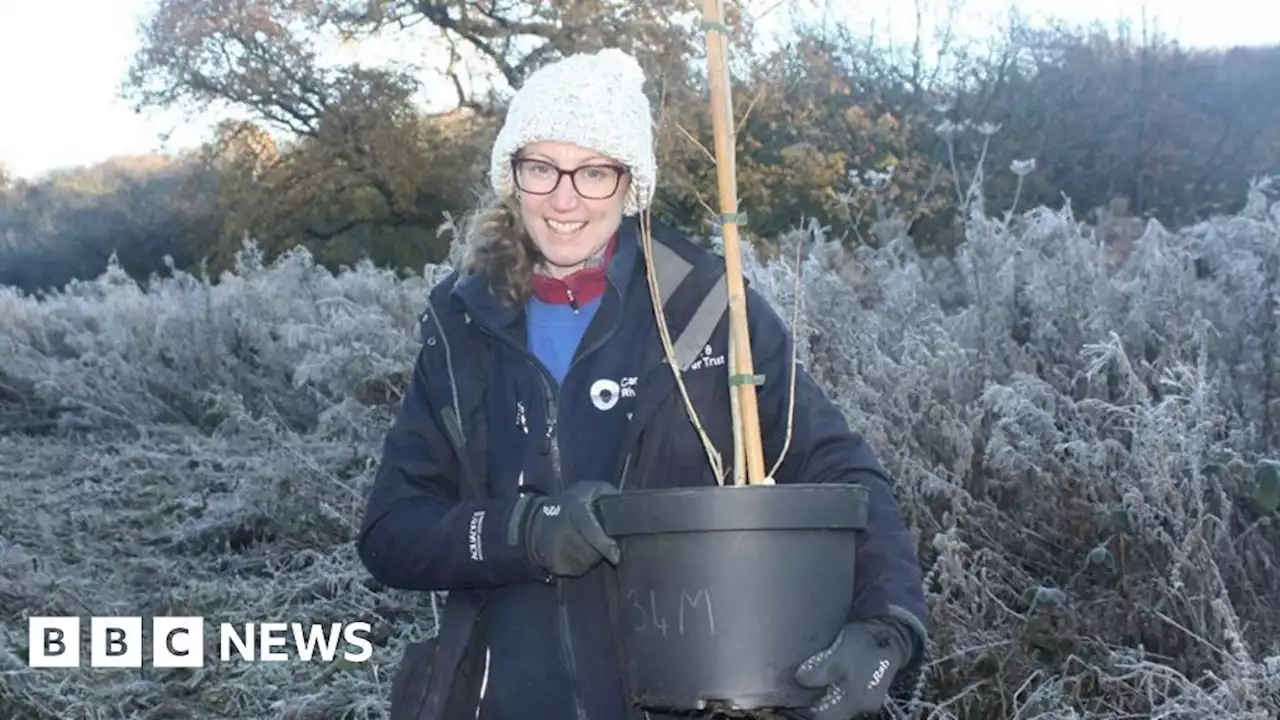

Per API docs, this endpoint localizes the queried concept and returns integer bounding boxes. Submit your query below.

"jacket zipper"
[468,277,624,720]
[532,372,586,720]
[530,279,623,720]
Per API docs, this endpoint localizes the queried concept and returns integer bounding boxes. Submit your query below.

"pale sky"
[0,0,1275,181]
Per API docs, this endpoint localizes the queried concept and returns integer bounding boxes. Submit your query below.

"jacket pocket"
[390,637,439,720]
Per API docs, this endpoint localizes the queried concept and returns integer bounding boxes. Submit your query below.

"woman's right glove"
[523,480,621,578]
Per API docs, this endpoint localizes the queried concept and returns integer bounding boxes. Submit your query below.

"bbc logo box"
[28,616,373,667]
[28,616,205,668]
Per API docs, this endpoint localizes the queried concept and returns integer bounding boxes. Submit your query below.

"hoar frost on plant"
[734,173,1280,718]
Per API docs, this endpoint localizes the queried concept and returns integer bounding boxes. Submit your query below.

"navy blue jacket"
[357,216,928,719]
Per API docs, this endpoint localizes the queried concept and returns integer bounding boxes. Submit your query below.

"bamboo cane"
[700,0,768,487]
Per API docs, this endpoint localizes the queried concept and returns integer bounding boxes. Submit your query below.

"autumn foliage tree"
[118,0,754,275]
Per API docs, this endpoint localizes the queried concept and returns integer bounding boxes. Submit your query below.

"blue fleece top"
[526,295,601,384]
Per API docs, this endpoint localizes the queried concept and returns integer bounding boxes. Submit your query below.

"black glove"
[524,480,621,578]
[792,618,914,719]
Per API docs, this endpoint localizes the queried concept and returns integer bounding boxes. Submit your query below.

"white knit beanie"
[489,47,657,216]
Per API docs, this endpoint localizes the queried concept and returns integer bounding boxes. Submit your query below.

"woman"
[357,47,928,720]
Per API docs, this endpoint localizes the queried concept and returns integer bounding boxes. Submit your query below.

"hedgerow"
[2,167,1279,718]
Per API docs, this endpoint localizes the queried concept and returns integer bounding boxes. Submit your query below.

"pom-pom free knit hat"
[489,47,656,216]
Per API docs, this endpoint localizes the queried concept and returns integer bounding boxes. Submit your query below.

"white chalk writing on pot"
[626,588,716,638]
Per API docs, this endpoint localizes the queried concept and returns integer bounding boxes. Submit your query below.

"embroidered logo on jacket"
[589,376,637,411]
[468,510,484,561]
[688,344,725,371]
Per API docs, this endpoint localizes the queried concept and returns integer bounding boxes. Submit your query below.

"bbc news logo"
[27,617,373,668]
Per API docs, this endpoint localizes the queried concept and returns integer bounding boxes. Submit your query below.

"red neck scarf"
[530,234,617,310]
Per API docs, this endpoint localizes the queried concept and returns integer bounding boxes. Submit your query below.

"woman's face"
[514,140,631,277]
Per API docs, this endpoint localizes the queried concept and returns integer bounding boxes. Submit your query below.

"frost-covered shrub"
[738,174,1280,718]
[0,242,446,438]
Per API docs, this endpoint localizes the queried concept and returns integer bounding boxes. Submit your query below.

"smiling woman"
[357,46,927,720]
[511,143,631,276]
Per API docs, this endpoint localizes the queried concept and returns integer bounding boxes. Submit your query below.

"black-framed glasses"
[512,157,628,200]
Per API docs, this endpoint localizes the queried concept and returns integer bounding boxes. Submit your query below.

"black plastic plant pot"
[595,483,869,716]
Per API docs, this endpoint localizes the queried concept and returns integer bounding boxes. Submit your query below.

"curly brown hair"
[458,190,543,306]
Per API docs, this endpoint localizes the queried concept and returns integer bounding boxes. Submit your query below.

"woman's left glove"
[524,480,621,578]
[792,617,915,719]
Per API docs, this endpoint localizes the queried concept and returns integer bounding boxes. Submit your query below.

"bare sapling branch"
[639,209,727,483]
[766,226,805,480]
[641,2,809,487]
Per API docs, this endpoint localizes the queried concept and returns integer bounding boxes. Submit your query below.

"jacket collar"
[447,216,641,331]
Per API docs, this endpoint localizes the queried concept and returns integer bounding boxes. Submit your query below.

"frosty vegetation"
[2,165,1280,718]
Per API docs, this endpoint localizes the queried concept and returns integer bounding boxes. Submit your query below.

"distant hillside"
[0,154,218,293]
